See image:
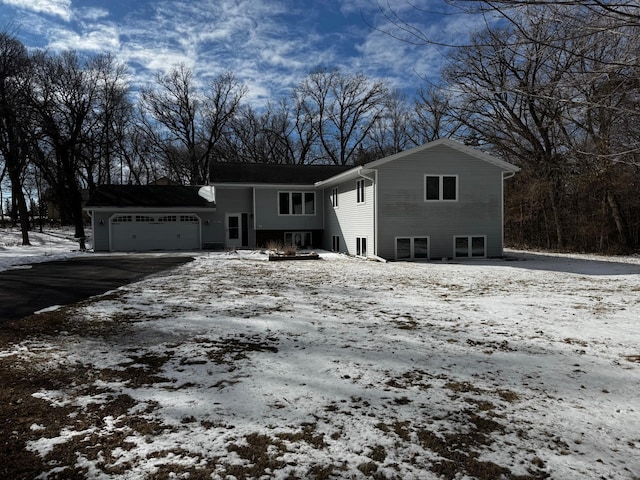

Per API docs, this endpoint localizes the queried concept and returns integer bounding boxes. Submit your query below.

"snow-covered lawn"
[0,226,88,271]
[1,228,639,479]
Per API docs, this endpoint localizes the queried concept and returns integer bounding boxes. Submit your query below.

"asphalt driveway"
[0,255,194,323]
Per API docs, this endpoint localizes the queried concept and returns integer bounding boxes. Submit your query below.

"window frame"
[331,187,339,208]
[424,174,458,202]
[278,191,316,216]
[284,231,312,247]
[228,215,240,240]
[453,235,486,258]
[395,236,430,260]
[356,236,368,257]
[332,235,340,252]
[356,179,366,204]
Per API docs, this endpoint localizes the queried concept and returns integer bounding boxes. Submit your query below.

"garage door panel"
[110,214,200,251]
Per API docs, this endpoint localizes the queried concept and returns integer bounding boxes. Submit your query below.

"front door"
[226,214,242,249]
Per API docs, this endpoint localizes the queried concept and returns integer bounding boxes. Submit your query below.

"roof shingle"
[209,162,352,185]
[86,185,214,208]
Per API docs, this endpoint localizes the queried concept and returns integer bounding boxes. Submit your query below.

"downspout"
[358,168,377,258]
[501,171,516,256]
[87,210,94,251]
[252,187,257,246]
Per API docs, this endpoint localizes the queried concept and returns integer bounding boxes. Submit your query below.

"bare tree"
[411,84,463,144]
[443,23,574,247]
[25,50,115,250]
[140,66,246,184]
[367,89,414,158]
[202,71,247,169]
[139,65,200,183]
[0,32,31,245]
[295,69,390,165]
[288,93,321,164]
[227,98,321,165]
[84,53,132,187]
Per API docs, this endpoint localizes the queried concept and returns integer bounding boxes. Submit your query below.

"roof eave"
[84,205,216,211]
[211,182,318,189]
[314,166,362,188]
[362,138,520,172]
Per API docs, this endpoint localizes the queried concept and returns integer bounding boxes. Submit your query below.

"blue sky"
[0,0,479,103]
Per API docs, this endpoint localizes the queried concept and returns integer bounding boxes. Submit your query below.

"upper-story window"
[279,191,316,215]
[331,187,339,208]
[356,179,365,204]
[425,175,458,201]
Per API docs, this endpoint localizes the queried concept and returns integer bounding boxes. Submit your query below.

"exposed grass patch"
[276,423,327,449]
[224,433,287,478]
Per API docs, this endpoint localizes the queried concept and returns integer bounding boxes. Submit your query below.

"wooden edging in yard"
[268,254,320,261]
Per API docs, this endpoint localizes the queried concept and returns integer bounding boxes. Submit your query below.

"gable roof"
[367,138,520,171]
[85,185,214,208]
[315,138,520,187]
[209,162,351,186]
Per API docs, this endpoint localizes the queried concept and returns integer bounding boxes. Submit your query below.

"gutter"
[314,166,363,188]
[501,170,516,256]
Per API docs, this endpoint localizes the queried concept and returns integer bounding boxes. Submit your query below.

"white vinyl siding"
[323,178,374,257]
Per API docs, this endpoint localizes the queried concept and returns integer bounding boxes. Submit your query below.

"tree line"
[1,0,639,253]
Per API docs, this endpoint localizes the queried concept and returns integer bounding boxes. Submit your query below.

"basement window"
[454,236,486,258]
[285,231,312,247]
[356,237,367,257]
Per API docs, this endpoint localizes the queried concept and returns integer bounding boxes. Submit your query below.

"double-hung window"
[356,179,365,204]
[279,191,315,215]
[331,187,339,208]
[332,235,340,251]
[356,237,367,257]
[425,175,458,201]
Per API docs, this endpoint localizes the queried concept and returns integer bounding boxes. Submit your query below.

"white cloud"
[1,0,474,105]
[78,6,109,22]
[47,22,120,52]
[1,0,73,22]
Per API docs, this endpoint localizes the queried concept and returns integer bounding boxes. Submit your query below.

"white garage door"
[110,214,201,251]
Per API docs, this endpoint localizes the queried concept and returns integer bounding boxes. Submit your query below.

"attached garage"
[85,185,216,252]
[110,213,201,251]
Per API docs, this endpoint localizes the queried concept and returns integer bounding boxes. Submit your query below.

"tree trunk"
[7,163,30,246]
[66,177,86,251]
[606,191,631,251]
[548,190,563,250]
